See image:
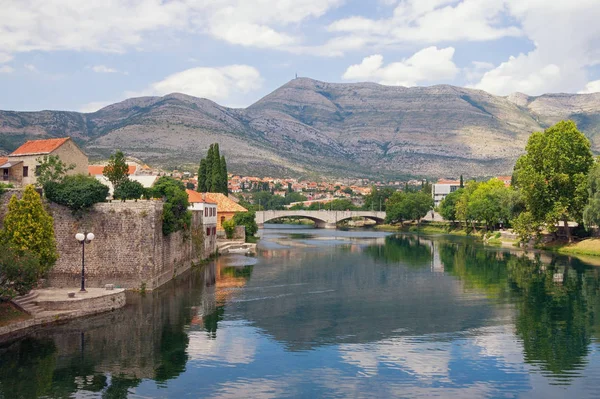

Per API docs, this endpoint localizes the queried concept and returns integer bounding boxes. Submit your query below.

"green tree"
[342,187,354,195]
[44,175,109,212]
[153,177,191,235]
[222,219,236,239]
[34,155,75,187]
[363,186,395,211]
[103,150,129,188]
[210,144,221,192]
[455,181,480,230]
[233,211,258,238]
[438,188,463,222]
[327,199,357,210]
[1,185,58,274]
[385,191,433,225]
[113,179,145,201]
[583,160,600,231]
[467,178,514,231]
[204,145,214,191]
[0,244,40,299]
[513,120,594,242]
[459,174,464,188]
[219,155,228,195]
[197,159,207,192]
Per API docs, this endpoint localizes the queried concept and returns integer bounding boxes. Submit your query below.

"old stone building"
[187,189,218,256]
[1,137,88,186]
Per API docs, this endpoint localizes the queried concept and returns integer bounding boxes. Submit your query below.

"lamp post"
[75,232,95,292]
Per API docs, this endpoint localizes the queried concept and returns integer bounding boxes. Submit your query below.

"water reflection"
[2,230,600,397]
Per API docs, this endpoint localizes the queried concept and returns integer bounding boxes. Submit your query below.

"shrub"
[0,245,40,300]
[44,174,109,212]
[1,185,58,274]
[233,211,258,237]
[153,177,191,235]
[113,179,145,201]
[222,219,236,239]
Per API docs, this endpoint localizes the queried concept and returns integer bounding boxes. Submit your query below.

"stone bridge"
[256,210,386,229]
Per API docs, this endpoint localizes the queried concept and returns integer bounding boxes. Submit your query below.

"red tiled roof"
[10,137,70,156]
[436,179,461,185]
[203,192,247,212]
[88,165,137,176]
[187,189,217,204]
[0,157,7,166]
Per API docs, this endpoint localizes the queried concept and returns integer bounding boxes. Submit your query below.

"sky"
[1,0,600,112]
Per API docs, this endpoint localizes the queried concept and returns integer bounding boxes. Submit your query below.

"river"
[2,227,600,398]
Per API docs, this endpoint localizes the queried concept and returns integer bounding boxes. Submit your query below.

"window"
[23,166,28,177]
[212,227,216,235]
[206,227,211,236]
[205,208,208,217]
[212,207,215,216]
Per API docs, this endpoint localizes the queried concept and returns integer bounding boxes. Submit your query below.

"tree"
[152,177,191,235]
[467,179,514,231]
[385,191,433,225]
[459,175,464,188]
[343,187,353,195]
[438,188,463,222]
[583,160,600,231]
[210,144,221,192]
[34,155,75,187]
[327,199,357,210]
[197,159,207,192]
[455,181,479,229]
[0,244,40,299]
[222,219,236,239]
[1,185,58,274]
[44,175,109,212]
[363,186,394,211]
[103,150,129,188]
[113,179,145,201]
[233,211,258,238]
[513,120,594,242]
[219,155,228,195]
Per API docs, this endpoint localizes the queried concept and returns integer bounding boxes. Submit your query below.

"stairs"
[12,291,44,315]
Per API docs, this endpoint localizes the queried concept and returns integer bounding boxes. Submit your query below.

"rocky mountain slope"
[2,78,600,178]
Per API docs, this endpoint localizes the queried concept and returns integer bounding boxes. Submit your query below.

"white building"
[432,179,461,208]
[187,190,218,257]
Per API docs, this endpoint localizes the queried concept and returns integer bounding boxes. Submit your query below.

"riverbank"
[374,223,469,236]
[539,238,600,257]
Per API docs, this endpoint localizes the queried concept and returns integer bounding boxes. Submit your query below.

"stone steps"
[12,291,43,316]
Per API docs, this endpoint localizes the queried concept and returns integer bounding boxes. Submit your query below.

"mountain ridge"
[2,78,600,179]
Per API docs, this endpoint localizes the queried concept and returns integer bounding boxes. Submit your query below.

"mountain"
[2,78,600,179]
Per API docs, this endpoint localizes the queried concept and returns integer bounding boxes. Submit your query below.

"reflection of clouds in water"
[473,325,526,368]
[211,378,288,399]
[339,337,452,380]
[187,322,259,365]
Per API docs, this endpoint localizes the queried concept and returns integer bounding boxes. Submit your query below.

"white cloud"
[79,101,113,113]
[137,65,263,102]
[472,0,600,95]
[0,0,343,58]
[326,0,521,54]
[0,65,14,73]
[0,53,12,63]
[579,80,600,94]
[24,63,37,72]
[342,47,458,86]
[89,65,119,74]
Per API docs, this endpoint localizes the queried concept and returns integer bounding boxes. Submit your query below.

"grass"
[375,223,470,236]
[541,238,600,257]
[0,301,31,327]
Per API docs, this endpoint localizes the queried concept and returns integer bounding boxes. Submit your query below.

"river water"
[2,227,600,398]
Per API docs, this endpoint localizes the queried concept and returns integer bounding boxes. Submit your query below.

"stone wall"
[0,192,214,290]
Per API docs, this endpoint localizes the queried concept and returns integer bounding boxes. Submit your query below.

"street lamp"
[75,232,95,292]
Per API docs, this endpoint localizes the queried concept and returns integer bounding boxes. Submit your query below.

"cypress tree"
[197,159,207,192]
[460,174,464,188]
[210,144,221,192]
[205,145,214,191]
[220,155,228,195]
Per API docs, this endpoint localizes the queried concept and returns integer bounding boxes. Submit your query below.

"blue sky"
[1,0,599,112]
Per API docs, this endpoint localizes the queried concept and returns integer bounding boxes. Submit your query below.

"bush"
[0,182,13,196]
[1,186,58,274]
[222,219,236,239]
[233,211,258,237]
[153,177,191,235]
[113,179,145,201]
[0,245,40,300]
[44,174,109,212]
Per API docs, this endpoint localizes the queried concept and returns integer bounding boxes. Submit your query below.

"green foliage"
[514,120,594,241]
[34,155,75,187]
[251,191,308,210]
[327,199,357,210]
[197,143,228,195]
[153,177,191,235]
[44,174,109,212]
[1,185,58,274]
[0,244,40,299]
[342,187,353,195]
[438,188,463,221]
[385,191,433,224]
[0,182,12,196]
[222,219,236,239]
[583,160,600,230]
[363,186,395,211]
[103,150,129,188]
[113,179,145,201]
[467,178,515,230]
[233,211,258,237]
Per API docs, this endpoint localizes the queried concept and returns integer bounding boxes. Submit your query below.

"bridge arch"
[256,210,386,229]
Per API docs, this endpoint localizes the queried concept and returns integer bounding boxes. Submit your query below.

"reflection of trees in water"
[438,241,600,380]
[0,263,218,398]
[364,235,432,268]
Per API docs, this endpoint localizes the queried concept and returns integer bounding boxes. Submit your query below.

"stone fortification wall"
[0,192,212,290]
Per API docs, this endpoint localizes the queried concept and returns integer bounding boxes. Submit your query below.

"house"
[89,164,157,197]
[1,137,88,186]
[432,179,461,207]
[496,176,512,187]
[187,190,218,256]
[203,192,248,230]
